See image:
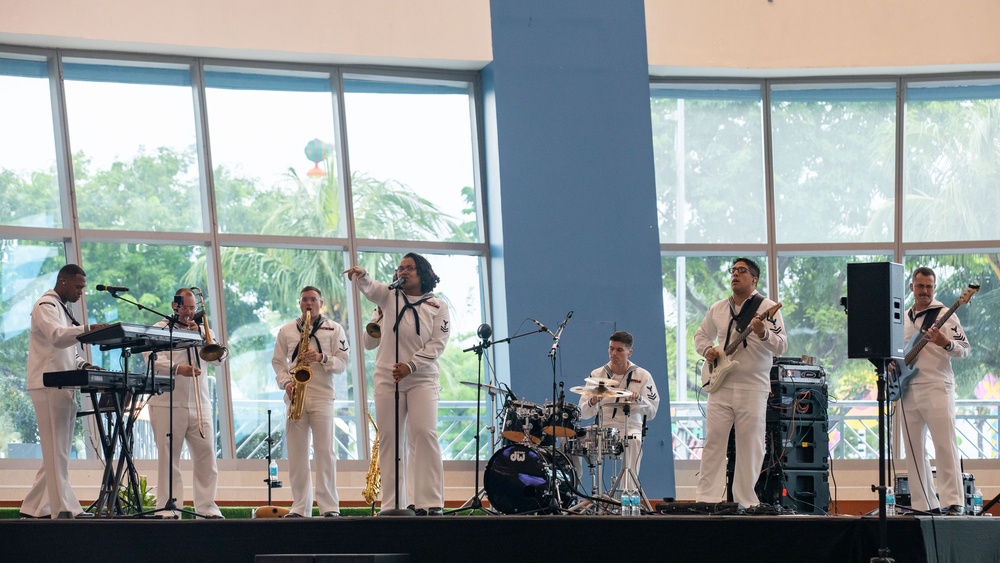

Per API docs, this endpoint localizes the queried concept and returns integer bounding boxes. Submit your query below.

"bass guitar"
[701,302,783,393]
[887,283,979,401]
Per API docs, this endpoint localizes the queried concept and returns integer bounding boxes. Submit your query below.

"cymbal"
[585,377,620,388]
[569,384,630,399]
[460,380,504,395]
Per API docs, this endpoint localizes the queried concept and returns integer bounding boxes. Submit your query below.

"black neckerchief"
[290,315,325,362]
[603,363,636,420]
[909,306,942,333]
[725,293,763,350]
[393,293,431,336]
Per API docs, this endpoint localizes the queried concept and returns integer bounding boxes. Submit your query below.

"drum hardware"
[500,400,545,444]
[604,401,650,514]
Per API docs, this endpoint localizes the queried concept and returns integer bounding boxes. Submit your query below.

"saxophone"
[287,310,313,421]
[361,412,381,509]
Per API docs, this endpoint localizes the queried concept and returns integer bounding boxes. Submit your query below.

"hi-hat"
[460,381,504,396]
[570,384,630,399]
[585,377,619,388]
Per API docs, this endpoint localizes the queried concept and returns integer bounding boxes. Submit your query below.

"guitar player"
[694,258,787,510]
[899,266,971,515]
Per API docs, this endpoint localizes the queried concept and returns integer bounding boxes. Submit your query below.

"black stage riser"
[2,516,998,563]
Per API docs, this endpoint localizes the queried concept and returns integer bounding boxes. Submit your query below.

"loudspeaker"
[846,262,904,359]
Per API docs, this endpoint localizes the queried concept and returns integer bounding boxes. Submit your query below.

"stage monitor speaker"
[846,262,904,359]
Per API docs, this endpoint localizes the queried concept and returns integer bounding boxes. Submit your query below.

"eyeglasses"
[396,265,417,273]
[913,284,935,290]
[730,266,752,275]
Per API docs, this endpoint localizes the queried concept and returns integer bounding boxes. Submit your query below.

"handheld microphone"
[193,311,205,324]
[388,276,406,290]
[96,284,129,293]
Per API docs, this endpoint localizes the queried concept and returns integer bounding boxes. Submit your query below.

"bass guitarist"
[694,258,787,509]
[898,266,971,515]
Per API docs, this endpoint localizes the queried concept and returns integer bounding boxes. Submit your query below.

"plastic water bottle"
[620,492,632,517]
[631,492,642,516]
[973,489,983,515]
[885,486,896,516]
[269,459,278,484]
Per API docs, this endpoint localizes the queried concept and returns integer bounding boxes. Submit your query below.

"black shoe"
[74,512,96,519]
[18,512,45,519]
[427,507,444,516]
[283,512,305,518]
[202,514,224,519]
[323,511,340,518]
[413,508,428,516]
[945,505,965,516]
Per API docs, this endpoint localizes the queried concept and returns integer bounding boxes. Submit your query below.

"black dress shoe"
[283,512,305,518]
[412,508,428,516]
[74,512,96,519]
[945,505,965,516]
[18,512,45,519]
[427,507,444,516]
[322,511,340,518]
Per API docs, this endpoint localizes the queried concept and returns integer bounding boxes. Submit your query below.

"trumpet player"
[271,286,349,518]
[144,288,225,518]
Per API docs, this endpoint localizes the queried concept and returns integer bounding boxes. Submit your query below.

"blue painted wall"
[484,0,675,498]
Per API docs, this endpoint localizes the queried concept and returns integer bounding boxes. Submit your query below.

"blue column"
[484,0,674,499]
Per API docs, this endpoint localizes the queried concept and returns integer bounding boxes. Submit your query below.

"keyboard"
[43,369,174,394]
[77,322,202,351]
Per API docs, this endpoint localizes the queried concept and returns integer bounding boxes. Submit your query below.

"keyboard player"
[21,264,108,519]
[142,288,225,518]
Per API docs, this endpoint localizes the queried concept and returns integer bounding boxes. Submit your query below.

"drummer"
[578,331,660,479]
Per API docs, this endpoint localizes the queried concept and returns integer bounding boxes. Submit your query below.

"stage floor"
[2,513,997,563]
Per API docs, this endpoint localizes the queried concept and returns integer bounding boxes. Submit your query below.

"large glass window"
[344,77,479,243]
[904,80,1000,243]
[770,83,897,243]
[651,84,766,245]
[0,57,61,229]
[0,240,67,459]
[205,67,344,238]
[63,59,202,232]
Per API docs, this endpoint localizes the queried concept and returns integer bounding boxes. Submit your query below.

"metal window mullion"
[760,80,779,300]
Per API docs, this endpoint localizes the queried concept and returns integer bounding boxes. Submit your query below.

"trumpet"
[191,286,229,439]
[288,310,313,421]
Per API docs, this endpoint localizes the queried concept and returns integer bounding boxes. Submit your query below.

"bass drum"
[484,443,577,515]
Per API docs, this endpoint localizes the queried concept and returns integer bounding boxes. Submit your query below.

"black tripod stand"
[868,358,895,563]
[447,323,496,515]
[544,311,574,514]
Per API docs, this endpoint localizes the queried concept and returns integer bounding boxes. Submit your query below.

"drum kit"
[482,377,644,515]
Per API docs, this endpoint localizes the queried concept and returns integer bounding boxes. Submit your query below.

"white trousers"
[22,388,83,518]
[284,391,339,516]
[696,386,768,508]
[149,404,222,517]
[899,382,963,511]
[375,382,443,511]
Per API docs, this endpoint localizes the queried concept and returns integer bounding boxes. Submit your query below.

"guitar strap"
[909,307,941,335]
[725,293,764,350]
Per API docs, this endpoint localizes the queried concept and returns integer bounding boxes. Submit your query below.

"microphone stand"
[868,358,895,563]
[112,294,204,520]
[447,324,548,515]
[545,311,573,513]
[380,283,415,517]
[447,329,495,515]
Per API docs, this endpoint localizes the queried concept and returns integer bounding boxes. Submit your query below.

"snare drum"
[500,400,544,444]
[565,425,622,458]
[542,401,581,438]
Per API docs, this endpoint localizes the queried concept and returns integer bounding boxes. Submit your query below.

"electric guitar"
[887,283,979,402]
[701,302,783,393]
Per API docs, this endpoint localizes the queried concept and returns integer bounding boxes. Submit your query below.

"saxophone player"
[271,286,349,518]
